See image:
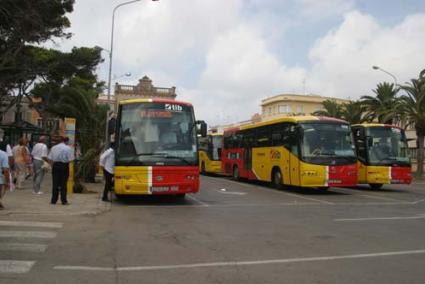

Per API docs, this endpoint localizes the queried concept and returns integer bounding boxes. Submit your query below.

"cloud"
[298,0,355,20]
[50,2,425,127]
[307,11,425,99]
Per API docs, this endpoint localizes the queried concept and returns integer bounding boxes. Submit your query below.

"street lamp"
[107,0,159,102]
[372,65,398,86]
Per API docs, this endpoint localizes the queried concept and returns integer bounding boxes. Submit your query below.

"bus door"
[243,130,254,173]
[353,127,367,183]
[284,124,300,186]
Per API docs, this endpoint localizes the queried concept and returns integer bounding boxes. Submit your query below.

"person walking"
[48,136,74,205]
[99,142,115,202]
[31,136,48,195]
[13,138,31,189]
[0,144,10,210]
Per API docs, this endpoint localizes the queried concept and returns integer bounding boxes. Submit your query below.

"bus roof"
[119,98,193,107]
[352,123,403,130]
[239,115,349,131]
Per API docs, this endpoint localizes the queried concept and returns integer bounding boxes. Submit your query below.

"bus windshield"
[116,102,197,166]
[366,127,410,165]
[301,123,356,165]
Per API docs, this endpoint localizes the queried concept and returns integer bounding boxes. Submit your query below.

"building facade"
[261,94,350,121]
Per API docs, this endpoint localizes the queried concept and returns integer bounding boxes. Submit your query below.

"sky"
[51,0,425,126]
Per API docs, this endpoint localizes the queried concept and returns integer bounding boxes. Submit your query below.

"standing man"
[48,136,74,205]
[0,134,11,209]
[99,142,115,202]
[31,136,48,195]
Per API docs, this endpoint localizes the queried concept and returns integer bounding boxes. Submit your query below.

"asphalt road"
[1,175,425,283]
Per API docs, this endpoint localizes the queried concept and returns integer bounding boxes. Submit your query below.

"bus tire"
[369,183,383,190]
[176,193,186,199]
[272,168,283,190]
[201,162,206,175]
[232,165,240,181]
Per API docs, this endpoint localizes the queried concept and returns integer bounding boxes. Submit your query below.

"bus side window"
[256,126,271,147]
[282,124,298,156]
[272,123,284,146]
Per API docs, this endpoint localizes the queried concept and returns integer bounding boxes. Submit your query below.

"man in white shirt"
[99,142,115,202]
[31,136,48,194]
[47,136,74,205]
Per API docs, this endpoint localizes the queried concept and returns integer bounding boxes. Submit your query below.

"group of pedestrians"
[0,134,74,210]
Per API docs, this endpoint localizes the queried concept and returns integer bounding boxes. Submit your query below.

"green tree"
[0,0,74,113]
[340,101,368,124]
[31,47,107,185]
[361,82,399,124]
[313,99,343,118]
[399,69,425,176]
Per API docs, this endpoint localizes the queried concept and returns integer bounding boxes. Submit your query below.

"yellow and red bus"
[352,124,411,189]
[198,133,223,174]
[222,116,358,189]
[113,99,206,198]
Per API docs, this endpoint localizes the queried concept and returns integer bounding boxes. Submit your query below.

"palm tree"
[340,101,369,124]
[361,82,400,124]
[313,99,343,118]
[399,69,425,176]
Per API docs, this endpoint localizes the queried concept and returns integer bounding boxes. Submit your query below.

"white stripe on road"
[186,194,209,207]
[216,189,247,195]
[0,231,57,239]
[275,190,334,205]
[0,221,63,229]
[0,260,35,274]
[358,194,409,203]
[0,243,48,253]
[335,215,425,222]
[54,249,425,272]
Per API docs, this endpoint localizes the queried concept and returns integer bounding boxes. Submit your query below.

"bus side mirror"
[108,117,116,135]
[196,120,207,137]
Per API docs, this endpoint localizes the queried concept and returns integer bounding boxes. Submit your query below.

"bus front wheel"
[369,183,383,190]
[272,168,283,190]
[201,162,206,175]
[232,165,240,181]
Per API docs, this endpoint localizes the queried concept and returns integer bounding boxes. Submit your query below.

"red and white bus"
[222,116,358,189]
[113,99,206,198]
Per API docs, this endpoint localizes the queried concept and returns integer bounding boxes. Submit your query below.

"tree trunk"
[417,133,424,176]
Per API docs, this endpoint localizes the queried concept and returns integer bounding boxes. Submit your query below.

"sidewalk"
[0,172,111,216]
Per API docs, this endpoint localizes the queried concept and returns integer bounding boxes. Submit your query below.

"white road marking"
[412,198,425,204]
[216,189,247,195]
[0,221,63,229]
[0,231,57,239]
[207,176,334,204]
[274,190,334,205]
[0,260,35,274]
[186,194,209,207]
[54,249,425,272]
[335,214,425,222]
[0,243,48,253]
[358,194,409,203]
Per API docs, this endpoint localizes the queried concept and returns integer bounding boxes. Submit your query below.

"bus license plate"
[151,186,179,192]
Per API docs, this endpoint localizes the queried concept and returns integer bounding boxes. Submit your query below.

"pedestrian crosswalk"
[0,220,63,274]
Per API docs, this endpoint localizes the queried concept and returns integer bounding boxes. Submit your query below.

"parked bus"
[113,99,206,197]
[198,133,223,174]
[351,124,411,189]
[222,116,358,189]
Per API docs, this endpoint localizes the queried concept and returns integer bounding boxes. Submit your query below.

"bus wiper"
[128,152,157,163]
[154,152,192,165]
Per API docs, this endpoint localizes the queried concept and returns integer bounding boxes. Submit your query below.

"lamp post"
[107,0,159,102]
[107,0,141,102]
[372,65,398,86]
